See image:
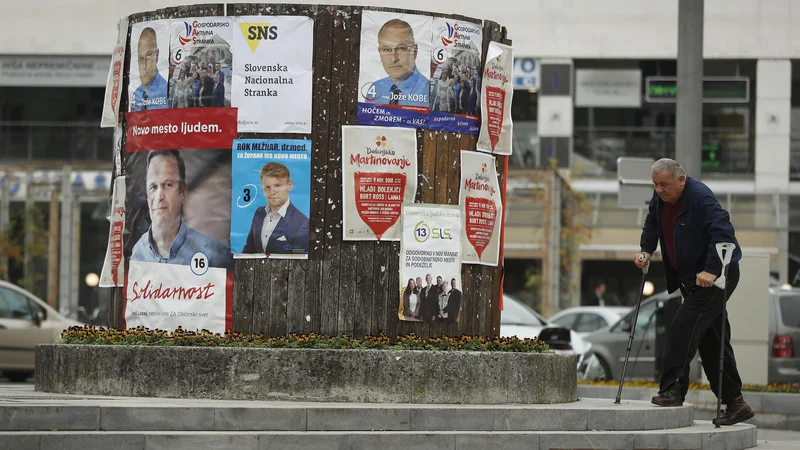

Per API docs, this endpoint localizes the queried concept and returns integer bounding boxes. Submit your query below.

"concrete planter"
[36,345,578,404]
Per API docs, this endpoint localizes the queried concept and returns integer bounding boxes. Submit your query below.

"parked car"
[578,289,703,383]
[500,294,592,365]
[548,306,632,337]
[0,281,84,382]
[768,287,800,384]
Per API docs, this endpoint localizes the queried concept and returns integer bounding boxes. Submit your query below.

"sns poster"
[122,108,237,334]
[428,18,483,134]
[129,20,171,112]
[230,139,311,259]
[476,42,514,155]
[459,151,502,266]
[398,204,463,323]
[357,10,432,129]
[168,17,234,108]
[342,126,418,241]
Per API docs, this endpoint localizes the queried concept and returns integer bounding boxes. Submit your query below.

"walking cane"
[615,252,650,404]
[713,242,736,428]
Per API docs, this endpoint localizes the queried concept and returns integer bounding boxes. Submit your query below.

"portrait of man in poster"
[131,26,169,112]
[368,18,430,107]
[241,162,310,255]
[130,150,232,268]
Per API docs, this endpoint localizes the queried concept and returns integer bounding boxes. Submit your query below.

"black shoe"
[651,382,684,407]
[712,396,755,426]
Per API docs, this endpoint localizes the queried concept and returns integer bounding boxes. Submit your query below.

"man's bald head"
[378,19,414,41]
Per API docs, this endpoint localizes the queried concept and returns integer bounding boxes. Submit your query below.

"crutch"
[713,242,736,428]
[615,252,650,404]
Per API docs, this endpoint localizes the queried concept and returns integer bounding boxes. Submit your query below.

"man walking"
[635,158,754,426]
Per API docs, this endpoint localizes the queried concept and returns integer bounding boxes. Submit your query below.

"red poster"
[464,196,497,258]
[485,87,505,151]
[125,108,238,152]
[353,172,407,240]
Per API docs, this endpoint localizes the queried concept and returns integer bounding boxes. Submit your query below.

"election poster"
[129,20,171,112]
[357,10,432,128]
[123,108,237,334]
[398,204,462,323]
[99,176,126,287]
[101,17,128,127]
[169,17,234,108]
[477,42,514,155]
[232,16,313,133]
[459,151,502,266]
[342,126,417,241]
[429,18,483,134]
[231,139,311,259]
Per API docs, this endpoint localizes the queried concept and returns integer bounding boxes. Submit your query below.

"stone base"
[35,345,578,404]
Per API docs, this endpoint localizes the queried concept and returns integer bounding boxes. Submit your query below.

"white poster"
[101,18,129,127]
[99,176,126,288]
[477,42,514,155]
[169,17,234,108]
[459,151,502,266]
[125,261,228,334]
[357,10,432,128]
[129,20,171,112]
[342,126,418,241]
[232,16,313,133]
[575,69,641,108]
[399,204,462,323]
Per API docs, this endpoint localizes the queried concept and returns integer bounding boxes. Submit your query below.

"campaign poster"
[357,10,432,128]
[230,139,311,259]
[459,151,502,266]
[398,204,462,323]
[123,108,237,334]
[429,18,483,134]
[342,126,417,241]
[232,16,313,133]
[476,42,514,155]
[129,20,171,112]
[169,17,234,108]
[99,176,126,287]
[101,17,128,127]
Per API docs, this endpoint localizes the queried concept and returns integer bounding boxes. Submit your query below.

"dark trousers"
[658,264,742,404]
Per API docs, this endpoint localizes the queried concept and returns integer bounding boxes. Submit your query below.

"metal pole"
[58,165,73,317]
[48,190,60,309]
[675,0,704,179]
[23,179,35,293]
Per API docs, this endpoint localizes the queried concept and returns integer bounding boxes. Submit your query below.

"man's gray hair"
[651,158,686,179]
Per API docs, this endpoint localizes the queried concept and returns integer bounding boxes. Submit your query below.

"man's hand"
[634,252,651,269]
[696,271,717,288]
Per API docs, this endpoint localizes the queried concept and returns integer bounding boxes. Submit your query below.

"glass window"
[612,300,658,333]
[551,313,579,329]
[501,296,545,326]
[574,313,608,333]
[779,295,800,328]
[0,287,33,320]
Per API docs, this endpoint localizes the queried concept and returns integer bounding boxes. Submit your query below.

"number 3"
[243,188,251,202]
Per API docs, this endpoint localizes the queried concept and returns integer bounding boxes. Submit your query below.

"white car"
[500,294,591,364]
[548,306,632,337]
[0,281,84,381]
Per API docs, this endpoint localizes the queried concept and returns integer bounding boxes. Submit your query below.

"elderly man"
[636,158,753,426]
[131,27,168,111]
[367,19,429,107]
[131,150,232,268]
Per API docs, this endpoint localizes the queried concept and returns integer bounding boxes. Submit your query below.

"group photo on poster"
[230,139,311,259]
[459,151,502,266]
[429,18,483,134]
[477,42,514,155]
[168,17,234,108]
[398,204,463,323]
[342,126,418,241]
[357,10,432,128]
[232,15,313,133]
[129,20,171,112]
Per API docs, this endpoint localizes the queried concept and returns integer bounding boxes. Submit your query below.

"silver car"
[768,287,800,384]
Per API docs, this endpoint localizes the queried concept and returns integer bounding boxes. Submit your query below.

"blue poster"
[230,139,311,259]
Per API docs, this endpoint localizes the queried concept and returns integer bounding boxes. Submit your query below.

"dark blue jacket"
[640,177,741,294]
[242,203,309,255]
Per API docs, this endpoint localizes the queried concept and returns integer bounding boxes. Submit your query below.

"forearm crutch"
[615,253,649,404]
[713,242,736,429]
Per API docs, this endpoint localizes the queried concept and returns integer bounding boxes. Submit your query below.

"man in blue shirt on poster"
[366,19,429,107]
[131,150,232,268]
[130,27,168,112]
